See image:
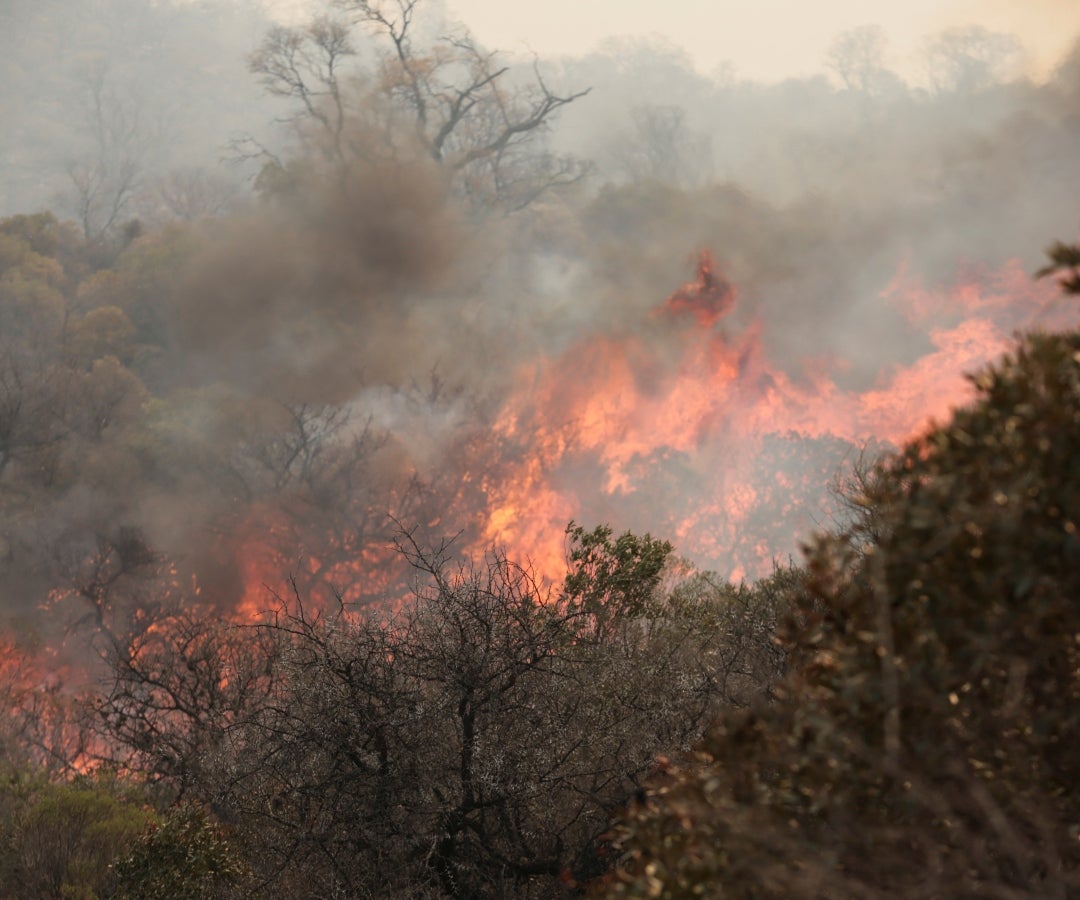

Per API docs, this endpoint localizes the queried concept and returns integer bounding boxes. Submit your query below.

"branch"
[450,62,590,171]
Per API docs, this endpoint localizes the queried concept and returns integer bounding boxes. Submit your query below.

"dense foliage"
[111,803,246,899]
[602,328,1080,897]
[0,768,245,900]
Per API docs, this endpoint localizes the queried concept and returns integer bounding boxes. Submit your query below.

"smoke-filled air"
[2,0,1080,896]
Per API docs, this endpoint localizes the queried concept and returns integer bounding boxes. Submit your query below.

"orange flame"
[476,254,1069,583]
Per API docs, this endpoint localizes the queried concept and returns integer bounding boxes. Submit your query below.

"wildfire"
[658,251,737,326]
[0,637,103,773]
[232,502,409,620]
[8,249,1071,773]
[476,252,1069,584]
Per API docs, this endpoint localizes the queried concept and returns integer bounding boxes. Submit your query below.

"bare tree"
[92,527,787,895]
[139,167,244,223]
[95,610,278,800]
[249,15,357,166]
[64,61,149,241]
[826,440,894,550]
[609,103,713,187]
[228,403,424,610]
[247,0,590,210]
[0,640,101,777]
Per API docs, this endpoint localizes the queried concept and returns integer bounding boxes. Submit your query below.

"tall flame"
[475,253,1069,583]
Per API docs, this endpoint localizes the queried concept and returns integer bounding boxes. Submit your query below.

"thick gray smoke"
[167,160,466,401]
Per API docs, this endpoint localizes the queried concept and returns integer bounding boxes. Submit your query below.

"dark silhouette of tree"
[1037,239,1080,295]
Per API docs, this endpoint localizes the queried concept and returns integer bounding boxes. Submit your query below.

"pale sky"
[445,0,1080,82]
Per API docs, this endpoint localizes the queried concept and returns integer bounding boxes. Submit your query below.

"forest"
[1,0,1080,896]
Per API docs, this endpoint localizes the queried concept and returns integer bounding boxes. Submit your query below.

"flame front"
[221,253,1071,611]
[476,253,1068,583]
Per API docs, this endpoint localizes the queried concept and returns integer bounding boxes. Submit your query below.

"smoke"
[167,159,466,402]
[2,0,1080,668]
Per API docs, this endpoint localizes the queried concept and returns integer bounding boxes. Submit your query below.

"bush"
[112,802,245,899]
[0,769,151,900]
[602,329,1080,898]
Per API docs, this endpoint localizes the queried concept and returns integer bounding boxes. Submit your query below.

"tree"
[219,401,438,611]
[95,610,278,800]
[825,25,903,97]
[1037,238,1080,294]
[0,641,99,777]
[247,0,590,211]
[138,167,244,224]
[111,802,246,899]
[1,0,274,223]
[0,769,151,899]
[563,521,673,635]
[96,525,786,895]
[0,349,67,486]
[923,25,1022,95]
[608,104,713,187]
[0,211,170,773]
[64,60,150,243]
[248,15,357,168]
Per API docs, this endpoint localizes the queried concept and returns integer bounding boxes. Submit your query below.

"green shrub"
[112,803,246,899]
[0,771,150,900]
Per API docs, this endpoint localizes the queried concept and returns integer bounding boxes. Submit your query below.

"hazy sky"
[446,0,1080,82]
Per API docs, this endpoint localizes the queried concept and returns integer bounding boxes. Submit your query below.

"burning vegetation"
[2,0,1080,895]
